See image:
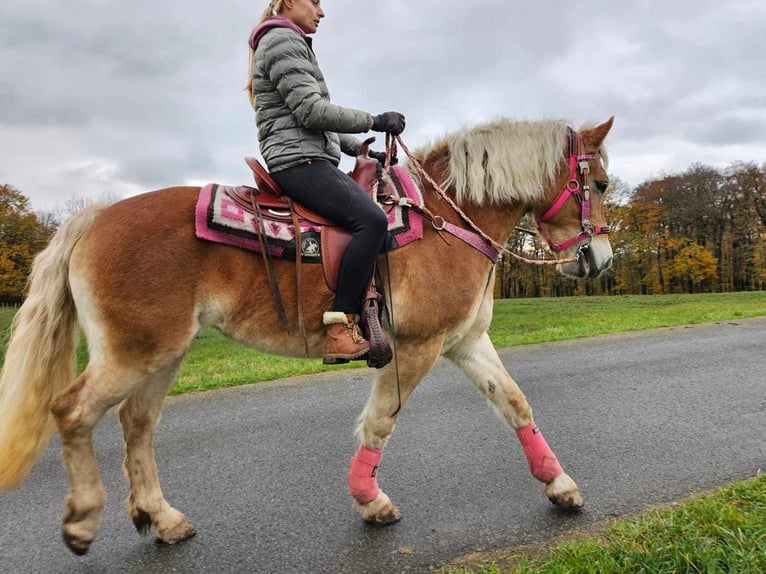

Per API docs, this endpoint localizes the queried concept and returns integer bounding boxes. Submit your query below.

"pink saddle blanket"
[194,165,424,261]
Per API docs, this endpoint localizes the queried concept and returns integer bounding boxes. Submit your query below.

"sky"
[1,0,765,213]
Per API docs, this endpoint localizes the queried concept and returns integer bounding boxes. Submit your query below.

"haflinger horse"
[0,117,613,555]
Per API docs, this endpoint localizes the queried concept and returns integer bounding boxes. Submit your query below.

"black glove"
[371,112,406,135]
[369,150,398,165]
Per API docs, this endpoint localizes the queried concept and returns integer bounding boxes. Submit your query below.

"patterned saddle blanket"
[194,164,424,288]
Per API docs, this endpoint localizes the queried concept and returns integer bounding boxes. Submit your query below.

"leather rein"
[386,131,608,266]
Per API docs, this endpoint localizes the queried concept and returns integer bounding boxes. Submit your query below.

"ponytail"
[260,0,281,22]
[246,48,256,110]
[246,1,285,110]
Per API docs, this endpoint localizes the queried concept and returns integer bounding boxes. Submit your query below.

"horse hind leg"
[446,332,583,508]
[118,358,196,545]
[51,363,143,555]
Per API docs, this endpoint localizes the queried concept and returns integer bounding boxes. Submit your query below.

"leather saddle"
[232,138,393,368]
[231,138,385,292]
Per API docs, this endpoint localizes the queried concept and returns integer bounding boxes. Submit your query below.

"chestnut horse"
[0,117,614,555]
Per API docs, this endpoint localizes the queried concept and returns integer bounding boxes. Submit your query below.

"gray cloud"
[0,88,89,127]
[1,0,765,210]
[687,116,766,146]
[117,144,216,189]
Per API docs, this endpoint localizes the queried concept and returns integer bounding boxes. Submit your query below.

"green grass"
[0,309,12,338]
[442,474,766,574]
[172,327,357,394]
[2,292,766,394]
[488,292,766,347]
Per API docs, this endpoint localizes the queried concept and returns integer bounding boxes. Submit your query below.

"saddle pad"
[195,165,424,260]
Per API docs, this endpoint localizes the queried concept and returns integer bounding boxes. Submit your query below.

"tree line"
[0,185,116,305]
[2,161,766,303]
[498,161,766,297]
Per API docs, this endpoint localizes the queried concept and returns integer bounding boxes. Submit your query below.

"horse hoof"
[544,472,584,508]
[155,520,197,545]
[354,492,401,526]
[548,491,584,508]
[62,529,92,556]
[365,507,401,526]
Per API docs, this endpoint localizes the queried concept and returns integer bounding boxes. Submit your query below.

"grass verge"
[487,291,766,347]
[442,473,766,574]
[2,292,766,394]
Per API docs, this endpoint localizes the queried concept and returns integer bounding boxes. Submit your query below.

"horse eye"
[595,180,609,193]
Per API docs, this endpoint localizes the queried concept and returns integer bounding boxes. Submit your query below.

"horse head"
[533,117,614,279]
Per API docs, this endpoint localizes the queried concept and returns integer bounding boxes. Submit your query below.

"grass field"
[486,291,766,347]
[2,291,766,393]
[2,292,764,572]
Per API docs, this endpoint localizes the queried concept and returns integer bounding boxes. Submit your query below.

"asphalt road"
[1,318,764,573]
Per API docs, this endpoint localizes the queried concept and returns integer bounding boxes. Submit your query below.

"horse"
[0,116,614,555]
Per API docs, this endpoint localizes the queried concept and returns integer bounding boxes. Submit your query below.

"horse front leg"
[446,332,583,508]
[350,339,443,525]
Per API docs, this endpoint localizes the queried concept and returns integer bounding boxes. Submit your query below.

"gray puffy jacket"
[250,23,372,172]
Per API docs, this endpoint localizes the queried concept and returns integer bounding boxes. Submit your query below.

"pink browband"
[516,422,563,483]
[537,130,610,253]
[348,445,382,504]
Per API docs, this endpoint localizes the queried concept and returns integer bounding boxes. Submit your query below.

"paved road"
[1,319,764,573]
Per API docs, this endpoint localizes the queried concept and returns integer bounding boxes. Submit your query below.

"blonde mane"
[409,119,572,206]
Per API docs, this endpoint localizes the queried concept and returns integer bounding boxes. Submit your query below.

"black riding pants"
[270,159,388,314]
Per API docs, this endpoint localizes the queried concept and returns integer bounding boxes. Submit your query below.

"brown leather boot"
[323,312,370,364]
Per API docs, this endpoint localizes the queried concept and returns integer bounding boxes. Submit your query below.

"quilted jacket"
[249,18,372,172]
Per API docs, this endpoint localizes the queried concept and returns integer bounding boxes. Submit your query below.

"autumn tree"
[669,241,718,293]
[0,185,57,303]
[722,162,766,290]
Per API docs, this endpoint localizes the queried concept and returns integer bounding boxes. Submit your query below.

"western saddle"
[237,138,392,368]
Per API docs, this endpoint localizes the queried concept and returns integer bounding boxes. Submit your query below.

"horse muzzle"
[559,239,613,279]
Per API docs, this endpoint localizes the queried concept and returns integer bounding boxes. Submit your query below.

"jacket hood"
[249,16,305,50]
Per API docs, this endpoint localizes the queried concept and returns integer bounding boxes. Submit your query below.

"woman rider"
[247,0,406,364]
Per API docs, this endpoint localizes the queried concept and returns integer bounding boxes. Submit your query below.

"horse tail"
[0,204,105,492]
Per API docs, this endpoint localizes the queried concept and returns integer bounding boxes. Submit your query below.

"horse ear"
[583,116,614,149]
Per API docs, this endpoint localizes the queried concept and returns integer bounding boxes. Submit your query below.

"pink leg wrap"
[516,422,563,483]
[348,445,382,504]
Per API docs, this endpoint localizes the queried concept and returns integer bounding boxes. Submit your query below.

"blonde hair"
[246,0,285,110]
[261,0,284,21]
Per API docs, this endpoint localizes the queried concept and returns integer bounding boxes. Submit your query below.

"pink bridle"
[537,130,610,253]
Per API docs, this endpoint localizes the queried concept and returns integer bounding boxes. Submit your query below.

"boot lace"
[348,322,366,344]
